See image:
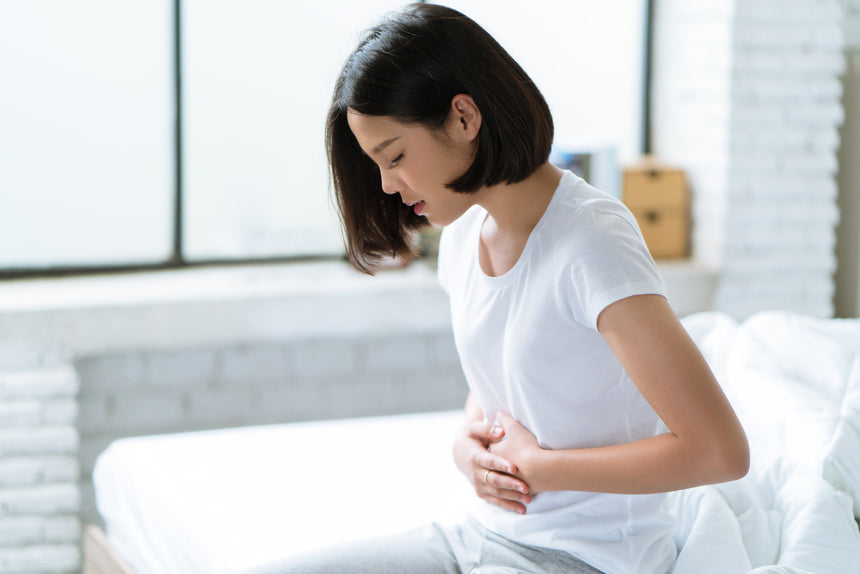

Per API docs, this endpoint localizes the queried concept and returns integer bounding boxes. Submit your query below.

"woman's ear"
[447,94,481,142]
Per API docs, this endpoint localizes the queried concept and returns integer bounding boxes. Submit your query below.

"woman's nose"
[380,172,401,196]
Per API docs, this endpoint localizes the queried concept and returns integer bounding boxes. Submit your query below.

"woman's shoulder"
[547,172,642,244]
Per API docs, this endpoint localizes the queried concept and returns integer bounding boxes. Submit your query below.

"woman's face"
[346,109,479,226]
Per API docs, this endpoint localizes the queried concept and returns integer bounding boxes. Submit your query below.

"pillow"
[722,311,860,517]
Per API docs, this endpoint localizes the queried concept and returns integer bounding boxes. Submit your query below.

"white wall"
[0,358,81,573]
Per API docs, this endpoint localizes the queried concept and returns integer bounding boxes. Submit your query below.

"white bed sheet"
[94,410,475,574]
[95,312,860,574]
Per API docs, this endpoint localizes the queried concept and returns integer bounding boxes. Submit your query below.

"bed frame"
[83,526,136,574]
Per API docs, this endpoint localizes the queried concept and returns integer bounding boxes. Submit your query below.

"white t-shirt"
[437,171,677,574]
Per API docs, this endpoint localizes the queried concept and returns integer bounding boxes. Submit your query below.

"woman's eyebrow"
[374,136,401,153]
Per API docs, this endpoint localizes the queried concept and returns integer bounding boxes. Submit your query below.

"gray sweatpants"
[246,517,605,574]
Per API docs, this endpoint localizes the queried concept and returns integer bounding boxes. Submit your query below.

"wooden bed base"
[83,525,137,574]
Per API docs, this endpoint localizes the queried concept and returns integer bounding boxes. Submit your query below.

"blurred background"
[0,1,857,572]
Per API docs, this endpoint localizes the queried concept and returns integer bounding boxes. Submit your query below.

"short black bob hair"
[326,3,554,273]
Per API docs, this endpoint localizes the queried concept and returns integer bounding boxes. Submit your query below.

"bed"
[86,311,860,574]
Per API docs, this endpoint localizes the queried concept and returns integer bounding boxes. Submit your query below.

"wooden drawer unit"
[623,158,689,259]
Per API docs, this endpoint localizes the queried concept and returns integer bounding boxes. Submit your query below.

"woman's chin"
[425,212,459,227]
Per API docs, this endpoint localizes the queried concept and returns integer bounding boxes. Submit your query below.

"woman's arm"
[452,392,532,513]
[491,294,749,495]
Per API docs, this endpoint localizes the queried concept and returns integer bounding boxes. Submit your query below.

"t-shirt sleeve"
[565,206,667,330]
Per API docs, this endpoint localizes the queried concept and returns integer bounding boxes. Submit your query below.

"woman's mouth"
[405,199,426,216]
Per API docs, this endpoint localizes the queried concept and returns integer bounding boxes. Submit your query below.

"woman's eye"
[389,154,403,168]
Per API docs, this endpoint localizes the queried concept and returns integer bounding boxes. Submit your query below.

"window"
[0,1,649,275]
[0,1,174,270]
[441,1,649,161]
[182,0,404,261]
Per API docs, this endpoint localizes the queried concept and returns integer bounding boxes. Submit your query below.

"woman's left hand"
[488,412,546,492]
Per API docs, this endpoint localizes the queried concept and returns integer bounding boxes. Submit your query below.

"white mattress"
[94,410,474,574]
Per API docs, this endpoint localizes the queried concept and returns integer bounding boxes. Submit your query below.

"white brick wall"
[0,356,80,574]
[0,547,79,574]
[653,0,846,319]
[0,459,77,489]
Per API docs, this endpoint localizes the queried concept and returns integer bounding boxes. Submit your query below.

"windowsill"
[0,259,718,357]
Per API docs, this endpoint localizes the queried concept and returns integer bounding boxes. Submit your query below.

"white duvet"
[95,311,860,574]
[669,459,859,573]
[672,311,860,574]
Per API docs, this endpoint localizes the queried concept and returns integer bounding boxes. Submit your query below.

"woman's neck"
[476,162,564,237]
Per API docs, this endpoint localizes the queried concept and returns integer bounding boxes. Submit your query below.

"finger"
[494,411,517,432]
[481,470,530,502]
[482,493,527,515]
[487,470,530,496]
[480,451,518,475]
[467,420,505,442]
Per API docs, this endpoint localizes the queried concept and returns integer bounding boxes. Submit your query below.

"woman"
[270,4,749,573]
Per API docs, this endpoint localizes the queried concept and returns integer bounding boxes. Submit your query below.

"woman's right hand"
[452,420,532,514]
